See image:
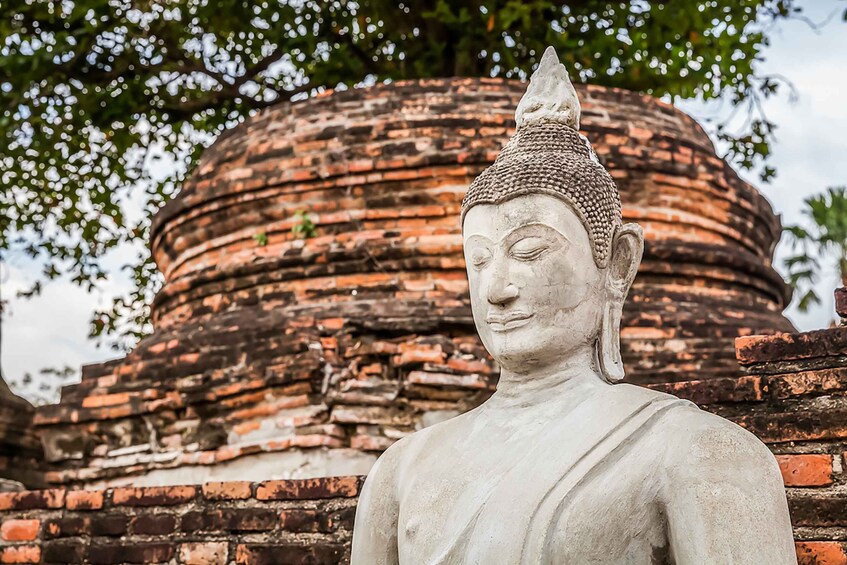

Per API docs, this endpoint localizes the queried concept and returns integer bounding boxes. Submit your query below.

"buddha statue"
[351,47,796,564]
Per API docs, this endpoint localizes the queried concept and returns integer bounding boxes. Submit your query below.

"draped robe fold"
[402,384,690,565]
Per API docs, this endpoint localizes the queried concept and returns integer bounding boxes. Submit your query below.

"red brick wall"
[0,474,845,564]
[0,477,360,564]
[729,320,847,565]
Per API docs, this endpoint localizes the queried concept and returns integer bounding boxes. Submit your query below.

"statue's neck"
[488,347,606,409]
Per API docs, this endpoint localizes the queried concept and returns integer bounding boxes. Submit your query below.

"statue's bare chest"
[394,411,671,564]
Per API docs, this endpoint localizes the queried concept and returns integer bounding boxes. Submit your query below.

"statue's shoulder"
[661,401,770,456]
[637,386,791,542]
[367,408,479,482]
[605,383,779,479]
[606,382,680,404]
[647,393,781,484]
[360,432,414,497]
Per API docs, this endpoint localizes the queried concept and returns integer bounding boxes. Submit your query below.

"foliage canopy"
[784,187,847,314]
[0,0,837,349]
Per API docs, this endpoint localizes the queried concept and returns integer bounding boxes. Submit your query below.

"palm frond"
[797,289,822,313]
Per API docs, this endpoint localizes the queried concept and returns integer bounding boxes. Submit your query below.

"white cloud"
[2,241,140,402]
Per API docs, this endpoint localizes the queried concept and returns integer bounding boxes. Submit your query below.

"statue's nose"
[487,280,520,305]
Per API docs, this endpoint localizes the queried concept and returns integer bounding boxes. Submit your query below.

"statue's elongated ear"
[598,223,644,382]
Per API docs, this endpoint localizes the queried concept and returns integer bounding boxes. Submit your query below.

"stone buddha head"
[462,47,644,383]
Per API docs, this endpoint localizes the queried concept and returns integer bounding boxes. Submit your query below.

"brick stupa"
[33,79,793,488]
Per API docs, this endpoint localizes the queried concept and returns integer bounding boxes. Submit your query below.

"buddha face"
[463,194,606,374]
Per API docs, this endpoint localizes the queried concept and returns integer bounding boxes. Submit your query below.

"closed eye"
[470,248,493,269]
[511,247,547,261]
[509,237,549,261]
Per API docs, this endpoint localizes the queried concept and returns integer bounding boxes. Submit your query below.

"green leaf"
[253,232,269,247]
[797,289,821,312]
[782,185,847,313]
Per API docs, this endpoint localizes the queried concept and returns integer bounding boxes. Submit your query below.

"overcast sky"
[3,1,846,404]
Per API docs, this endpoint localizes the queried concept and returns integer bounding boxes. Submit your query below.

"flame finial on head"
[515,46,581,130]
[462,45,621,268]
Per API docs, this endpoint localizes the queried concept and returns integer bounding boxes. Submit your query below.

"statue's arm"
[350,442,404,565]
[661,411,797,565]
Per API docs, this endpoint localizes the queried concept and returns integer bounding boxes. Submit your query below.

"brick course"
[0,471,840,563]
[0,478,361,564]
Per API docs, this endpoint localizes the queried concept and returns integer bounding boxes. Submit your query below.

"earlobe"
[598,223,644,382]
[598,300,625,382]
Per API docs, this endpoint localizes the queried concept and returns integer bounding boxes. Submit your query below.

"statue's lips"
[486,312,534,332]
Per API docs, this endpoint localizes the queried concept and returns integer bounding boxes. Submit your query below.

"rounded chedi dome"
[150,78,791,381]
[36,78,793,486]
